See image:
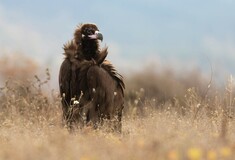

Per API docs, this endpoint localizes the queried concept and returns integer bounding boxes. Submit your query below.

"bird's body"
[59,23,124,132]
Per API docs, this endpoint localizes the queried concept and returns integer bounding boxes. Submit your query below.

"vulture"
[59,23,125,132]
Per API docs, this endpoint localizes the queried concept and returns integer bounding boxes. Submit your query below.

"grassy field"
[0,62,235,159]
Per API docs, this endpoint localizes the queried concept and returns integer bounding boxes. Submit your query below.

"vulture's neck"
[82,40,99,60]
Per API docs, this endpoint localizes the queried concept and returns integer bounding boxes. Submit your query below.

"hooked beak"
[88,31,103,41]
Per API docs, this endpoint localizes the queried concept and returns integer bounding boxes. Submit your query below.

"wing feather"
[101,60,125,96]
[59,58,72,114]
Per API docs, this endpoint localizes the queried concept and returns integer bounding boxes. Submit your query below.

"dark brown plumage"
[59,23,125,132]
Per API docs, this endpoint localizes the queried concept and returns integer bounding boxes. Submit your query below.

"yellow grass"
[0,57,235,159]
[1,96,235,160]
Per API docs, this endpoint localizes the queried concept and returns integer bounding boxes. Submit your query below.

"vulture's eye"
[84,28,94,35]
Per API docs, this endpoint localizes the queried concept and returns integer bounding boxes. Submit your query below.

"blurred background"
[0,0,235,92]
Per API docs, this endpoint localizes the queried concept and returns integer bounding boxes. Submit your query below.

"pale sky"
[1,0,235,84]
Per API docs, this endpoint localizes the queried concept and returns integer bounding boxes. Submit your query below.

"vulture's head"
[80,24,103,41]
[74,23,103,45]
[73,23,104,60]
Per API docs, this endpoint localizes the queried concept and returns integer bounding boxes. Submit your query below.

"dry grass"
[2,110,235,160]
[0,55,235,160]
[1,76,235,160]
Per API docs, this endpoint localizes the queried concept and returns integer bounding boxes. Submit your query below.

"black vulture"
[59,23,125,132]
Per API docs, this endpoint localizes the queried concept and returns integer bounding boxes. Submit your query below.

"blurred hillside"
[0,53,221,109]
[0,53,212,92]
[0,53,39,82]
